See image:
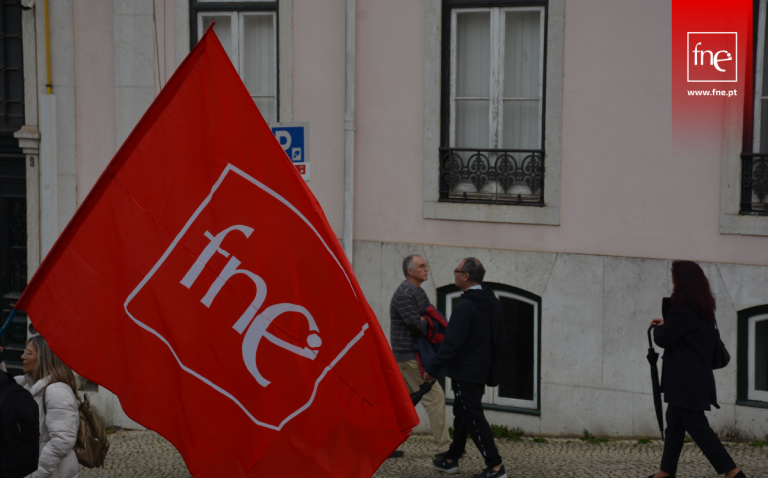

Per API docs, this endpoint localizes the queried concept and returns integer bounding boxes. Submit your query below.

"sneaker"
[432,457,459,474]
[473,465,507,478]
[388,450,404,459]
[434,450,466,460]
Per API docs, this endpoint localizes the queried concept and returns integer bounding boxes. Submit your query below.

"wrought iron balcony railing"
[439,147,544,204]
[740,153,768,215]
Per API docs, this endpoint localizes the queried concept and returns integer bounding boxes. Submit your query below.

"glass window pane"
[497,296,535,401]
[761,99,768,159]
[0,31,5,68]
[8,70,22,101]
[456,12,490,98]
[3,4,20,36]
[242,14,276,97]
[7,102,23,125]
[759,99,768,204]
[253,96,276,124]
[202,15,233,62]
[762,11,768,95]
[503,100,539,149]
[6,37,21,70]
[456,99,489,148]
[756,319,768,392]
[503,11,540,99]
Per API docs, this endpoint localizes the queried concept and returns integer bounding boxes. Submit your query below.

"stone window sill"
[719,214,768,237]
[423,201,560,225]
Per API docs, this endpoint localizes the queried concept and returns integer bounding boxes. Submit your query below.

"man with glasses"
[389,255,451,459]
[425,257,507,478]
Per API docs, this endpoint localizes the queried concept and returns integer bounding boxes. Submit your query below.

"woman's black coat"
[653,305,719,411]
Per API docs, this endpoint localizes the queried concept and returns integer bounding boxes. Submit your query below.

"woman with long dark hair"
[648,261,745,478]
[1,335,81,478]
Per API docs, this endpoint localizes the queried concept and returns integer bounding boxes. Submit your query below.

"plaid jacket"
[389,280,429,357]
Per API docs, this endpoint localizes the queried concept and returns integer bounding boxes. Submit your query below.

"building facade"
[1,0,766,438]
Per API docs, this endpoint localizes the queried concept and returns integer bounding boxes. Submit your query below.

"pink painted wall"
[293,0,347,238]
[350,0,768,266]
[69,0,768,265]
[73,0,116,204]
[354,0,428,245]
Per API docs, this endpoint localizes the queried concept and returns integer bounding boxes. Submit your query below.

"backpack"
[73,393,110,468]
[43,390,110,468]
[0,373,39,478]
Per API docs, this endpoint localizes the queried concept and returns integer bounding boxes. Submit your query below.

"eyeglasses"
[453,269,466,274]
[415,264,430,270]
[23,349,35,356]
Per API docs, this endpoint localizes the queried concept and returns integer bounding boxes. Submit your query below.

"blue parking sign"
[270,123,309,180]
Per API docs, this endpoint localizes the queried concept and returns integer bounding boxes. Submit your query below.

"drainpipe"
[342,0,355,263]
[44,0,51,94]
[39,0,58,256]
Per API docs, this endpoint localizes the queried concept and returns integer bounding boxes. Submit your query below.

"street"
[80,431,768,478]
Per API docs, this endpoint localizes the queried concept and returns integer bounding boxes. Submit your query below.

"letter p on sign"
[271,123,309,180]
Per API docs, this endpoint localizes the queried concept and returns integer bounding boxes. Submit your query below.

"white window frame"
[492,290,538,409]
[423,0,564,226]
[720,0,768,235]
[754,0,768,153]
[443,288,538,410]
[748,313,768,402]
[197,12,239,65]
[196,10,279,123]
[449,7,545,151]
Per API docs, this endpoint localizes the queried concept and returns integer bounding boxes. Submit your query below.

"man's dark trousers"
[660,403,736,475]
[445,381,501,468]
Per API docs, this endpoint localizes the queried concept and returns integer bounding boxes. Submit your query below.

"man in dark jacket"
[424,258,507,478]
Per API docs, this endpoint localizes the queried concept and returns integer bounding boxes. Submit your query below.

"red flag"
[16,29,417,477]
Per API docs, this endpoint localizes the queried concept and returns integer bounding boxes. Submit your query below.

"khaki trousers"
[398,359,451,454]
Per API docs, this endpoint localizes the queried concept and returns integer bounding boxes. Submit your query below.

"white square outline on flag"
[687,32,738,82]
[123,163,368,431]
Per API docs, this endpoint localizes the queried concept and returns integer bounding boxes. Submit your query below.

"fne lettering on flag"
[16,27,417,478]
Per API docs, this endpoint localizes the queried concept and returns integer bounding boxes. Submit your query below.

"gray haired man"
[389,255,451,458]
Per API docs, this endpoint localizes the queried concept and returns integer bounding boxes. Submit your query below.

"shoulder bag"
[711,318,730,370]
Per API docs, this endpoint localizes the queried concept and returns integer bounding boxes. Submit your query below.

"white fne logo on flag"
[124,164,367,430]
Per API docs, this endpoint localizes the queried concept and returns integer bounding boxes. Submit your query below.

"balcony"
[439,147,544,205]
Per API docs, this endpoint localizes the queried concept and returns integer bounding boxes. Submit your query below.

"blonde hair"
[28,335,79,398]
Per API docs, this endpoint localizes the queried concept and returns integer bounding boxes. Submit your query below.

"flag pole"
[0,309,16,339]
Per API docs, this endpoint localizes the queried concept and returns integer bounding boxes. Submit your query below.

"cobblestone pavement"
[376,436,768,478]
[80,431,768,477]
[80,431,190,478]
